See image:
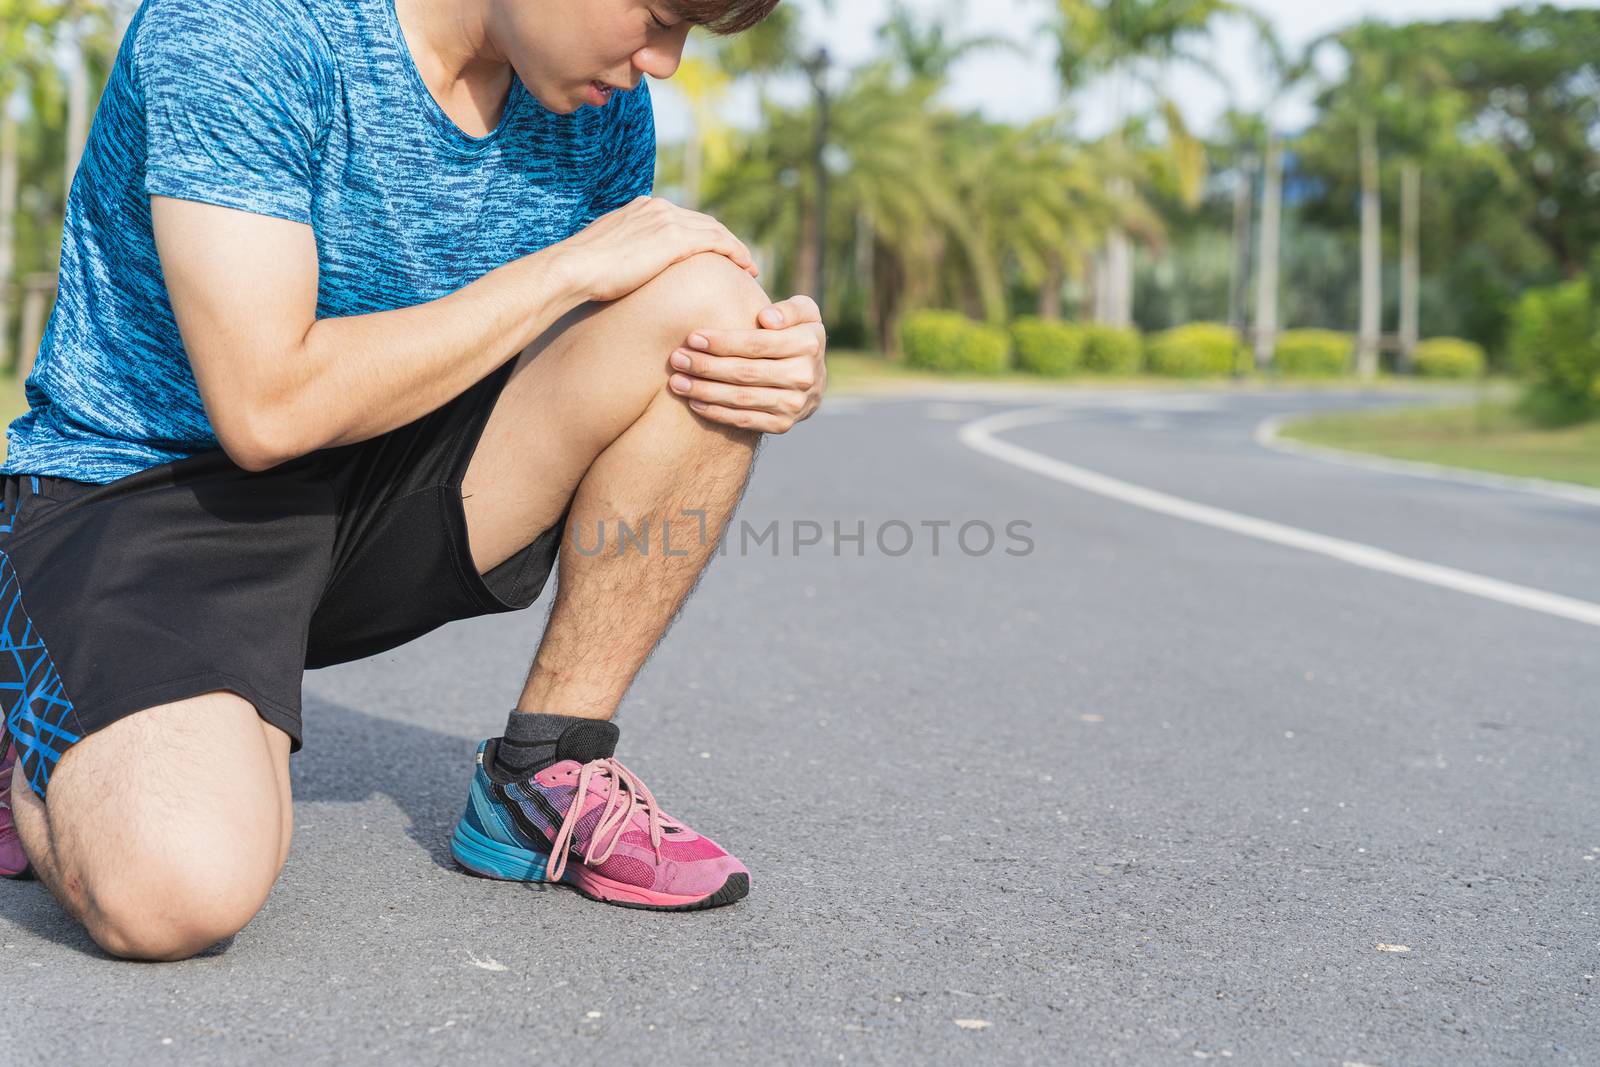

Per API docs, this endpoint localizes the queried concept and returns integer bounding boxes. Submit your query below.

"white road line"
[959,405,1600,630]
[1255,412,1600,508]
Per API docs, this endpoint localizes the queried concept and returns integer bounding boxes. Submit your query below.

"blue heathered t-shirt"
[3,0,656,483]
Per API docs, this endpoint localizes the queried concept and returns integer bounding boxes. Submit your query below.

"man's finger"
[686,399,791,435]
[686,326,817,359]
[669,350,814,389]
[669,376,801,417]
[757,294,822,329]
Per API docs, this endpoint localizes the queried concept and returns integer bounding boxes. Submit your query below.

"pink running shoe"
[1,744,33,880]
[451,730,749,911]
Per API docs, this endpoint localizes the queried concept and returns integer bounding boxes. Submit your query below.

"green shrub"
[1413,337,1486,379]
[899,310,1011,374]
[1510,281,1600,422]
[1145,323,1244,377]
[1010,317,1087,377]
[1274,330,1352,377]
[1079,324,1142,374]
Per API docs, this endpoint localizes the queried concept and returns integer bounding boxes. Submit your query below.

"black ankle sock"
[493,711,619,779]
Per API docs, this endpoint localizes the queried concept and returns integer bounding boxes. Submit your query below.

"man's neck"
[394,0,516,134]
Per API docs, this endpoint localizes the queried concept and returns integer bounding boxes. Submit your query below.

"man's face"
[493,0,693,114]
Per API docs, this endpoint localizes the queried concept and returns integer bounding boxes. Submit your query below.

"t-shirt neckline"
[383,0,526,152]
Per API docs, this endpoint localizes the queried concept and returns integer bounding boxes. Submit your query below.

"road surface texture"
[3,386,1596,1064]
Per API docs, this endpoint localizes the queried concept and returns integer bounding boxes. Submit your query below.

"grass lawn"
[1277,399,1600,489]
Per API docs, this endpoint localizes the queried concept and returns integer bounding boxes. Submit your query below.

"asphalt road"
[3,385,1596,1065]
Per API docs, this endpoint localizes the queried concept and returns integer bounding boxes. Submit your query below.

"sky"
[650,0,1587,143]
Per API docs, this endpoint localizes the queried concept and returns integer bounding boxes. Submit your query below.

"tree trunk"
[682,131,702,211]
[64,34,91,195]
[1104,223,1133,327]
[874,252,904,359]
[1101,80,1134,328]
[1356,117,1382,381]
[1227,151,1255,339]
[1398,159,1421,374]
[795,191,819,311]
[1253,134,1283,371]
[0,102,18,376]
[803,51,830,314]
[1038,253,1063,320]
[854,209,874,345]
[1081,251,1099,324]
[1091,253,1107,322]
[959,276,983,320]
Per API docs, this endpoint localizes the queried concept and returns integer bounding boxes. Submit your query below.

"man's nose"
[634,40,685,81]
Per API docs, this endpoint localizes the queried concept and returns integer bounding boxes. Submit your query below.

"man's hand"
[665,294,828,434]
[561,196,759,304]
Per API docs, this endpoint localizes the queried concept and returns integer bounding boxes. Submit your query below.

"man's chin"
[523,81,584,116]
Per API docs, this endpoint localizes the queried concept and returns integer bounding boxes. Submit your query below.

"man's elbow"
[212,405,305,473]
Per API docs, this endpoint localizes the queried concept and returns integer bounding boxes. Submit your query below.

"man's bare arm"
[152,194,758,472]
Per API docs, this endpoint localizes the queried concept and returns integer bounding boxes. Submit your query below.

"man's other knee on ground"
[81,848,278,961]
[26,694,291,963]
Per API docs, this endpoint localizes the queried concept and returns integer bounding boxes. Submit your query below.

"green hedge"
[1510,281,1600,420]
[1413,337,1486,379]
[1145,323,1243,377]
[1079,324,1142,374]
[1275,330,1352,377]
[1010,317,1087,377]
[899,310,1011,374]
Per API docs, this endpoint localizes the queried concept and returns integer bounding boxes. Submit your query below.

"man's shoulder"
[133,0,336,71]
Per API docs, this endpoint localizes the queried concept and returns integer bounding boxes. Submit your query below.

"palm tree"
[1043,0,1259,327]
[978,119,1130,321]
[1356,113,1380,378]
[1251,129,1283,369]
[1382,34,1465,372]
[1307,25,1389,380]
[877,0,1023,83]
[1217,109,1262,340]
[710,2,804,98]
[702,62,950,354]
[1238,29,1305,369]
[667,50,732,210]
[1310,22,1466,378]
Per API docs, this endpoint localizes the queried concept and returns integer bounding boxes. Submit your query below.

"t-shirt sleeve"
[584,79,658,224]
[132,0,333,225]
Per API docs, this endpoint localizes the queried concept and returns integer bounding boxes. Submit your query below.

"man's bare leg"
[521,390,758,715]
[10,694,292,960]
[462,251,772,718]
[450,251,769,908]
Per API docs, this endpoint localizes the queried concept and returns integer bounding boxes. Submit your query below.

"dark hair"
[669,0,781,35]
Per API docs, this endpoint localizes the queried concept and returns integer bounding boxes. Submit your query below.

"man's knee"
[626,251,772,337]
[24,692,290,961]
[61,805,285,960]
[83,858,275,961]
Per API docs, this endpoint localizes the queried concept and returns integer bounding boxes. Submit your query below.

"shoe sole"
[450,820,747,911]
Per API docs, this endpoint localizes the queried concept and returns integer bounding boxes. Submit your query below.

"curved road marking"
[959,405,1600,630]
[1255,412,1600,508]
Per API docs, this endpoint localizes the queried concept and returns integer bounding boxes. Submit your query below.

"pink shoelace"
[545,757,673,883]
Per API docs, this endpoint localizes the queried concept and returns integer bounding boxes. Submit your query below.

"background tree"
[1044,0,1257,327]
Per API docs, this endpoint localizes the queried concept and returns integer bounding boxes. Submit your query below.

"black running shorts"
[0,355,568,799]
